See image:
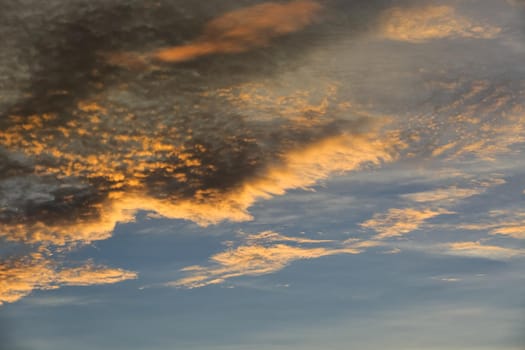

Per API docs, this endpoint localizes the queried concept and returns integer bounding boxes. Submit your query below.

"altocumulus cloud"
[1,0,409,303]
[1,0,524,303]
[377,4,501,43]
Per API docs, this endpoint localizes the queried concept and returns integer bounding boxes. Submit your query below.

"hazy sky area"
[0,0,524,349]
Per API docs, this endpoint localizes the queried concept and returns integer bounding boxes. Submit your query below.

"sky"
[0,0,524,349]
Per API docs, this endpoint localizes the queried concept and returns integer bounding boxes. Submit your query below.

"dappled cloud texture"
[0,0,408,303]
[2,0,524,303]
[379,5,500,42]
[0,98,401,247]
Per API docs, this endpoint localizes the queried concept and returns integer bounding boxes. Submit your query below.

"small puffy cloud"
[167,232,375,288]
[360,208,453,239]
[378,5,501,43]
[0,255,137,305]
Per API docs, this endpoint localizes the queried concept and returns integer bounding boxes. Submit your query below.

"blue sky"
[1,0,524,349]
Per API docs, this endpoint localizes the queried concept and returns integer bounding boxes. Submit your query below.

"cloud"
[169,244,359,288]
[0,254,137,305]
[0,0,408,303]
[360,208,453,239]
[0,72,403,248]
[2,0,522,305]
[378,5,501,43]
[401,178,506,204]
[401,187,484,204]
[0,123,401,247]
[2,0,330,127]
[491,226,525,239]
[446,241,524,259]
[404,78,525,162]
[242,231,334,245]
[0,80,401,303]
[106,0,322,67]
[151,0,322,63]
[167,232,374,288]
[458,210,525,240]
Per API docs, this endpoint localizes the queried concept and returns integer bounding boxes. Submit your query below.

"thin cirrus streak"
[446,241,525,259]
[167,231,381,289]
[107,0,322,67]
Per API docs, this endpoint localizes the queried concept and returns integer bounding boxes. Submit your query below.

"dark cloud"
[4,0,522,306]
[0,0,405,240]
[0,0,400,121]
[0,3,404,310]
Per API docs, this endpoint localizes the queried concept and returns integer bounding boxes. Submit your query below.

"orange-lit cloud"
[0,254,137,305]
[3,0,523,309]
[1,129,401,248]
[404,78,525,162]
[167,231,376,288]
[401,187,484,204]
[457,210,525,240]
[0,75,403,303]
[446,241,524,259]
[360,208,453,240]
[108,0,322,67]
[378,5,501,43]
[491,226,525,239]
[0,65,405,303]
[401,178,506,204]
